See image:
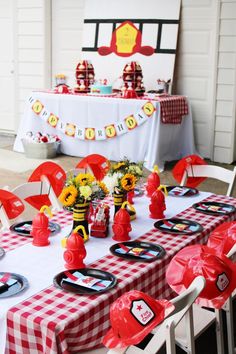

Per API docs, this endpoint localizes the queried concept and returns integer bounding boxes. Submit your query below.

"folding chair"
[11,179,62,212]
[11,161,66,213]
[106,276,206,354]
[172,242,236,354]
[224,243,236,354]
[180,165,236,197]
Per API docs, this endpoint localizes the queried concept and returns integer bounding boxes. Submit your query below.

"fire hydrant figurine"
[127,190,135,204]
[63,225,87,269]
[149,185,168,219]
[112,201,132,241]
[146,165,160,197]
[31,205,52,246]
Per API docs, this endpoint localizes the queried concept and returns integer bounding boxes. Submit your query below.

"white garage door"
[51,0,85,88]
[0,0,16,133]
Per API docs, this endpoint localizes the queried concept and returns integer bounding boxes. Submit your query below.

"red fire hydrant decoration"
[63,225,87,269]
[149,185,168,219]
[146,165,160,197]
[31,206,52,246]
[127,189,135,204]
[112,201,132,241]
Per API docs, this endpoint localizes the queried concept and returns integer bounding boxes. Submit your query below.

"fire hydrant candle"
[31,206,52,246]
[149,185,168,219]
[63,225,87,269]
[112,201,132,241]
[146,165,160,197]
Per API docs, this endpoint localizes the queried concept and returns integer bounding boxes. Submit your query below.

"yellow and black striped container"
[72,201,90,239]
[113,192,127,217]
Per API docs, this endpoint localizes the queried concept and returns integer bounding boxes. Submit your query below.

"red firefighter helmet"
[166,244,236,309]
[207,221,236,256]
[103,290,174,349]
[172,155,207,188]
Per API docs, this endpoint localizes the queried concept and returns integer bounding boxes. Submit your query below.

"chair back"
[180,165,236,196]
[12,178,63,211]
[107,276,206,354]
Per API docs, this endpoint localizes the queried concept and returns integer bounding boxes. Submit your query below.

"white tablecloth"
[13,93,196,171]
[0,191,211,353]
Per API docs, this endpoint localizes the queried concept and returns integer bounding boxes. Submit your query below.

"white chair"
[106,276,206,354]
[175,243,236,354]
[180,165,236,196]
[0,179,63,230]
[12,177,63,212]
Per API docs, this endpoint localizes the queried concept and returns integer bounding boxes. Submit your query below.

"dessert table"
[1,191,236,353]
[13,92,196,171]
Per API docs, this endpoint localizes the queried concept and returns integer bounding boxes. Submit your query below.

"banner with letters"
[28,95,156,141]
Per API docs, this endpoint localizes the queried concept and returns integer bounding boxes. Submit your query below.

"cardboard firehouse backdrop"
[82,0,181,91]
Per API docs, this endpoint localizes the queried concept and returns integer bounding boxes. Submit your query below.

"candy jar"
[31,205,53,246]
[149,185,168,219]
[112,201,132,241]
[63,225,87,269]
[146,165,160,197]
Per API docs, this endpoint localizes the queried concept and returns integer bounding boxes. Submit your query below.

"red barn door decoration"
[98,21,154,57]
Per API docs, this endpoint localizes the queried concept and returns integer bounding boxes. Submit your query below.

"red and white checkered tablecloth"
[5,194,236,354]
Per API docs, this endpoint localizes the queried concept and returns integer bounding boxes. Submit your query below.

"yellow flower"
[99,181,109,195]
[113,162,126,170]
[59,185,78,206]
[79,185,92,199]
[121,173,137,191]
[75,173,95,185]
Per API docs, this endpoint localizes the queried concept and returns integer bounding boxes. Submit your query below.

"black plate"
[110,241,166,262]
[166,186,199,197]
[0,272,29,298]
[53,268,117,295]
[192,202,236,216]
[154,218,203,235]
[0,247,5,260]
[10,221,61,237]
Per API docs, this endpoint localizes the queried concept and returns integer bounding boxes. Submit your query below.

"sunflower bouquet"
[103,158,144,195]
[59,172,109,209]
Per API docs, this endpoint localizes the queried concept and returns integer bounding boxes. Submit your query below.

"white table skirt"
[13,93,196,171]
[0,191,211,353]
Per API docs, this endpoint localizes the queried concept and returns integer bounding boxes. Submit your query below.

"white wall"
[174,0,236,164]
[214,0,236,163]
[51,0,85,87]
[173,0,219,159]
[16,0,51,130]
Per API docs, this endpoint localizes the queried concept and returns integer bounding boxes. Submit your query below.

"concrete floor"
[1,133,236,197]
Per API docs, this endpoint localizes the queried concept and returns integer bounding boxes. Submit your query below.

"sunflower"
[59,185,78,206]
[99,181,109,195]
[75,173,95,186]
[120,173,137,191]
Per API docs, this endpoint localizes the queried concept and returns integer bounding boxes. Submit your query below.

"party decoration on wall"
[98,21,154,57]
[82,0,181,91]
[28,95,156,141]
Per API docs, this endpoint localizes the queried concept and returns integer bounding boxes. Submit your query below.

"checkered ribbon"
[5,194,236,354]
